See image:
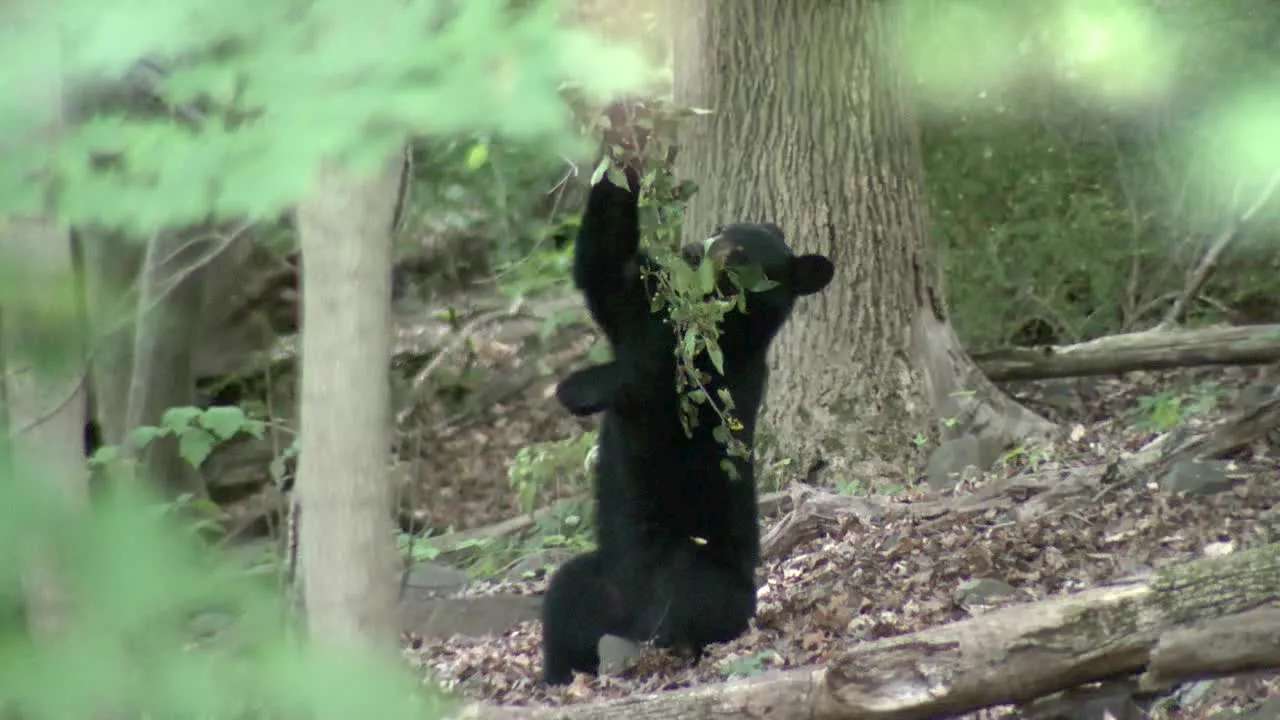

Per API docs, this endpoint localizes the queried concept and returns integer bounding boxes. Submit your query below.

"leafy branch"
[587,99,779,472]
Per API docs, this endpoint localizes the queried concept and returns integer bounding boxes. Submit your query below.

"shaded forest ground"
[397,288,1275,534]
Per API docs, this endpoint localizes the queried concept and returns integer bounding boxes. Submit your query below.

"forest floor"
[392,293,599,536]
[393,297,1280,718]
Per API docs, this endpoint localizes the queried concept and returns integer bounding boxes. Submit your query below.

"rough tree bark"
[671,0,1053,476]
[294,154,403,652]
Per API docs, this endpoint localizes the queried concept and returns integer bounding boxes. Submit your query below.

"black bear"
[540,161,835,685]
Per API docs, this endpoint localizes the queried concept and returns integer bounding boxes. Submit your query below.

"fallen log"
[452,541,1280,720]
[973,324,1280,382]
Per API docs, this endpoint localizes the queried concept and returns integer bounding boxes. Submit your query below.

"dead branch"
[451,542,1280,720]
[973,324,1280,382]
[1160,167,1280,328]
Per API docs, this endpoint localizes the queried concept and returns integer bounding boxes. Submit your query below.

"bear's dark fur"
[540,164,834,685]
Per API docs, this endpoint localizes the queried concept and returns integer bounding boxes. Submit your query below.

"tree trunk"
[670,0,1052,477]
[1,52,89,639]
[2,215,91,638]
[79,230,141,451]
[294,154,403,652]
[122,228,211,499]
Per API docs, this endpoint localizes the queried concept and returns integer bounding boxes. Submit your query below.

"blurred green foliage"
[5,0,1280,710]
[1,0,649,717]
[0,469,446,718]
[1,0,647,229]
[395,0,1280,354]
[903,0,1280,347]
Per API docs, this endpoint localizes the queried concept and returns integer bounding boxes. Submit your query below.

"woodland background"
[1,0,1279,719]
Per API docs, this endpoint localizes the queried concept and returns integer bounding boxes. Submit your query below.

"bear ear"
[791,254,835,296]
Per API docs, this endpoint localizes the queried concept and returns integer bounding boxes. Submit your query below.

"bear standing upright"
[540,159,835,685]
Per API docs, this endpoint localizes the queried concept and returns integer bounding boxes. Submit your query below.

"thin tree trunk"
[671,0,1052,477]
[294,154,402,652]
[79,230,141,449]
[122,228,210,498]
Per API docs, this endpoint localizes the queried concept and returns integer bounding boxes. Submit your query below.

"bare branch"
[1160,167,1280,328]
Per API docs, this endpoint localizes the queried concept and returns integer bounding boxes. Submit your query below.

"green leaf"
[638,203,662,235]
[88,445,120,467]
[731,263,780,293]
[160,406,202,433]
[697,255,718,295]
[720,458,741,481]
[669,259,699,296]
[178,428,217,469]
[241,419,267,440]
[465,142,490,170]
[586,158,605,186]
[712,423,730,445]
[603,165,629,190]
[716,387,736,411]
[707,343,725,375]
[200,406,248,440]
[127,425,167,449]
[683,328,698,359]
